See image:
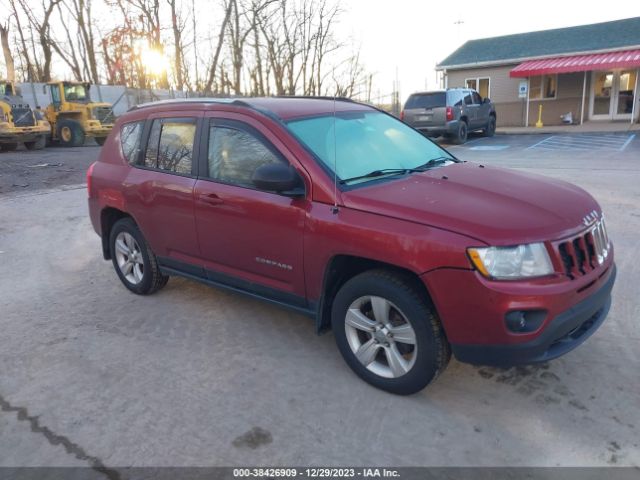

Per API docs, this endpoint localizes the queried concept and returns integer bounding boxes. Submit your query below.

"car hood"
[341,162,599,245]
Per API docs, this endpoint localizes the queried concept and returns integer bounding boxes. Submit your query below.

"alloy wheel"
[344,296,418,379]
[114,232,144,284]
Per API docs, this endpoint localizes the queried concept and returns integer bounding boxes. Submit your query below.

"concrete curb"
[496,126,639,135]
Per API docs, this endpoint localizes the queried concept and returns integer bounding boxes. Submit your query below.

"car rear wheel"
[483,116,496,137]
[452,121,468,144]
[57,119,85,147]
[331,270,450,395]
[109,218,169,295]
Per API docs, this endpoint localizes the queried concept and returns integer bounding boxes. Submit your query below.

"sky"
[339,0,640,102]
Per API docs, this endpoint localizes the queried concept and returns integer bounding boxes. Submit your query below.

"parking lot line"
[527,136,555,150]
[527,133,635,152]
[619,134,636,151]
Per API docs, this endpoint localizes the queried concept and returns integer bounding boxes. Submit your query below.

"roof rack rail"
[273,95,355,102]
[128,97,251,112]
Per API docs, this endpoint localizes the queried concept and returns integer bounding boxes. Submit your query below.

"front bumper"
[450,264,615,366]
[85,121,113,138]
[0,125,50,142]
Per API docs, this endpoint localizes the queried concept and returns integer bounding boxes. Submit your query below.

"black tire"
[483,115,496,137]
[331,269,450,395]
[57,119,85,147]
[24,135,47,150]
[95,136,107,146]
[109,217,169,295]
[452,121,468,144]
[0,142,18,152]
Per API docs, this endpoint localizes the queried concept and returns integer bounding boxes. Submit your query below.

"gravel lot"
[0,132,638,473]
[0,143,99,195]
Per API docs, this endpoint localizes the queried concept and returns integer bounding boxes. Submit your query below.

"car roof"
[129,96,374,121]
[408,90,447,96]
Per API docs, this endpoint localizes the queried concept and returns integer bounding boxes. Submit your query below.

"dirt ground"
[0,143,100,195]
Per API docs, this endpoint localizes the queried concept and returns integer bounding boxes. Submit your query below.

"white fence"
[16,83,188,117]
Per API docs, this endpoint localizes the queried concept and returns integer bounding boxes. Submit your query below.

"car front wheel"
[109,218,168,295]
[331,270,450,395]
[483,116,496,137]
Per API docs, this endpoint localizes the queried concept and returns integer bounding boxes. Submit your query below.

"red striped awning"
[510,49,640,77]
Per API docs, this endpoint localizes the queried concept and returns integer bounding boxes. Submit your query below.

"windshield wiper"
[414,156,453,170]
[339,168,412,184]
[339,157,455,184]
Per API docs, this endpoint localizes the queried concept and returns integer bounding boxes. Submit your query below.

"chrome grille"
[557,218,610,279]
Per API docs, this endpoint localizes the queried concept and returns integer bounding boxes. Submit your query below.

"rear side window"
[463,91,473,105]
[120,121,143,163]
[404,93,446,109]
[144,118,196,175]
[207,126,283,188]
[447,90,464,107]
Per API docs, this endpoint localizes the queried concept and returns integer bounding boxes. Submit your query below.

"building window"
[529,75,557,100]
[465,77,490,99]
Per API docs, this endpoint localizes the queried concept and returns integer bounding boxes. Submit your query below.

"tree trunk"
[0,23,15,82]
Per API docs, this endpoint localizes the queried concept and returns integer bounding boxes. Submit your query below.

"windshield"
[64,84,90,102]
[286,110,454,185]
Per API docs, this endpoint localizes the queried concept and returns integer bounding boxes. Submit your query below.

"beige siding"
[445,66,592,126]
[446,65,520,104]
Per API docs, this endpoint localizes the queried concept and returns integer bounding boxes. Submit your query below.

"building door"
[614,70,637,119]
[590,70,638,120]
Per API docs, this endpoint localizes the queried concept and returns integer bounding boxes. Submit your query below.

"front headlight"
[467,243,553,279]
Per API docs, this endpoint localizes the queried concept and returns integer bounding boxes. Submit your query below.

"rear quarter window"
[404,93,446,109]
[120,121,144,163]
[447,90,464,107]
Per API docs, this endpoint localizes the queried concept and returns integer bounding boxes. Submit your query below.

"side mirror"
[252,163,304,196]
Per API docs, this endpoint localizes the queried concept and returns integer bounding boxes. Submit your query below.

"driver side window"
[207,125,284,189]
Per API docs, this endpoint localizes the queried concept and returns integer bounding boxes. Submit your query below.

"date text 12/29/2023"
[233,468,400,478]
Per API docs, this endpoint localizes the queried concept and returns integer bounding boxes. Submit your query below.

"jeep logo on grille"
[582,210,598,226]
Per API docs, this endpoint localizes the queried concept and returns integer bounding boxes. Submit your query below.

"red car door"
[193,114,309,306]
[124,111,202,265]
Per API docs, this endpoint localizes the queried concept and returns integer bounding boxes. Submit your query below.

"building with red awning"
[437,18,640,127]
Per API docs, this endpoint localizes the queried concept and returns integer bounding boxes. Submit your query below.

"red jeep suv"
[87,97,615,395]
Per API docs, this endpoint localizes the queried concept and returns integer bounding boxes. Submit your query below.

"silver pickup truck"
[401,88,496,144]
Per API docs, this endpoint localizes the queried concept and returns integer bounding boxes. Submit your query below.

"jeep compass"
[87,97,615,395]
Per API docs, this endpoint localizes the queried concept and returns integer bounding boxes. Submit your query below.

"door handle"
[200,193,224,206]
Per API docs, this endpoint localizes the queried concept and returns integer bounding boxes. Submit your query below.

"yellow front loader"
[44,81,114,147]
[0,80,50,151]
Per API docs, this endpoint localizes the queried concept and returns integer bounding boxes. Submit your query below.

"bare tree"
[0,20,16,82]
[203,0,233,93]
[66,0,100,83]
[3,0,371,99]
[167,0,186,91]
[16,0,62,82]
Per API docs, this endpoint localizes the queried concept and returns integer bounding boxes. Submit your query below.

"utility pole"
[394,66,400,117]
